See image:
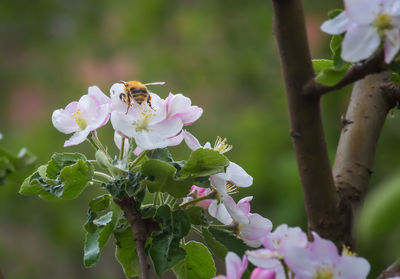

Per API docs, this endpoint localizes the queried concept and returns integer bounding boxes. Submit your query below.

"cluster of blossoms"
[321,0,400,63]
[52,82,372,279]
[181,134,371,279]
[52,82,202,150]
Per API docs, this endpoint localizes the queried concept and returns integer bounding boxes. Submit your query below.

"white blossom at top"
[321,0,400,63]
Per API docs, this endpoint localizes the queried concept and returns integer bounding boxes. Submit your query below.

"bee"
[119,80,165,113]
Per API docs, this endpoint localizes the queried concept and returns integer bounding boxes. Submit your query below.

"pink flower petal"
[88,85,111,106]
[250,268,276,279]
[240,213,273,248]
[226,252,248,279]
[114,131,129,155]
[183,130,202,151]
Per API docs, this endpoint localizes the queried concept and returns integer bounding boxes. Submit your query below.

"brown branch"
[378,259,400,279]
[304,50,386,97]
[271,0,348,248]
[333,72,399,248]
[114,196,158,279]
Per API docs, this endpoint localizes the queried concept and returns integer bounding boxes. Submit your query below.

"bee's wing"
[144,81,165,86]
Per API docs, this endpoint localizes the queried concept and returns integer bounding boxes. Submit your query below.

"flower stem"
[280,259,290,279]
[129,150,149,170]
[90,132,112,161]
[153,192,160,206]
[119,137,125,160]
[191,225,202,235]
[94,171,113,182]
[179,191,215,208]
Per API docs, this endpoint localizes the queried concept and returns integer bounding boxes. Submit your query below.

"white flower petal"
[110,82,128,112]
[384,29,400,63]
[321,12,350,34]
[226,162,253,187]
[52,109,78,134]
[111,111,135,137]
[247,249,282,269]
[344,0,379,24]
[208,200,232,225]
[149,117,183,139]
[341,25,380,62]
[64,127,91,147]
[337,256,370,279]
[382,0,400,15]
[134,130,173,150]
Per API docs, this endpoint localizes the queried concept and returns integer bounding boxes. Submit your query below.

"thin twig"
[378,259,400,279]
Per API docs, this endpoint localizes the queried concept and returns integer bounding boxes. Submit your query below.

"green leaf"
[173,241,216,279]
[19,153,93,200]
[315,67,348,86]
[114,224,140,278]
[0,147,36,185]
[312,59,333,73]
[150,205,191,276]
[103,171,145,200]
[84,202,122,267]
[151,148,174,162]
[328,9,343,20]
[201,228,228,260]
[184,207,208,226]
[89,194,111,212]
[141,159,194,198]
[180,149,229,178]
[209,227,248,257]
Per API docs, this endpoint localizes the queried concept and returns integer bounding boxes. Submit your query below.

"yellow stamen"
[72,109,87,131]
[133,106,156,132]
[342,245,358,257]
[226,183,239,195]
[214,136,232,154]
[375,13,393,31]
[313,269,334,279]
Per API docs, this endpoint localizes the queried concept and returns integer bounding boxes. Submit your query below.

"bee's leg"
[125,96,131,114]
[147,95,155,110]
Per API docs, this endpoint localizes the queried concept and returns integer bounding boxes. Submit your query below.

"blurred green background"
[1,0,399,278]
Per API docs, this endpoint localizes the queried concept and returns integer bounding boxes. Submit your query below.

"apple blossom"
[223,195,273,248]
[52,86,112,147]
[183,130,253,224]
[284,233,370,279]
[110,83,183,150]
[321,0,400,63]
[214,252,248,279]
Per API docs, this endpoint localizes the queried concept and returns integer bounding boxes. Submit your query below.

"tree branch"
[305,50,386,97]
[378,259,400,279]
[333,72,399,247]
[114,196,158,279]
[304,49,388,96]
[271,0,347,247]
